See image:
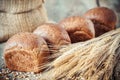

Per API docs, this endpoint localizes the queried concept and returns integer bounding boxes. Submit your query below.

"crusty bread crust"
[59,16,95,43]
[4,32,49,72]
[84,7,117,36]
[33,23,71,48]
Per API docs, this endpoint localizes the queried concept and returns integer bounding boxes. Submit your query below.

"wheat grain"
[39,28,120,80]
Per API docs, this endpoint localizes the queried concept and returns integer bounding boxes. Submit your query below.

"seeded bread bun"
[4,32,49,72]
[59,16,95,43]
[84,7,117,37]
[33,23,71,50]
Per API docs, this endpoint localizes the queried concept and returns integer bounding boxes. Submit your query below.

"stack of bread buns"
[3,7,117,72]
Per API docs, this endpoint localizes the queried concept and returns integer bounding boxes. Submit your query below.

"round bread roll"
[84,7,117,37]
[4,32,49,72]
[59,16,95,43]
[33,23,71,50]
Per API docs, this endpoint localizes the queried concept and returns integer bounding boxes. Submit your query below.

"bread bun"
[59,16,95,43]
[33,23,71,50]
[4,32,49,72]
[84,7,117,37]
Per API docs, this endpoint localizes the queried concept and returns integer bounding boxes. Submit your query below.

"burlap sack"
[0,0,48,42]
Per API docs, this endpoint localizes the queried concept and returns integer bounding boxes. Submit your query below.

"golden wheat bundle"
[38,28,120,80]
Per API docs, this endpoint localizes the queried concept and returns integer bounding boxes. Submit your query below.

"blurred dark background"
[45,0,120,27]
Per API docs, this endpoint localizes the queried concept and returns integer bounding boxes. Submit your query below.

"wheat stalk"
[39,28,120,80]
